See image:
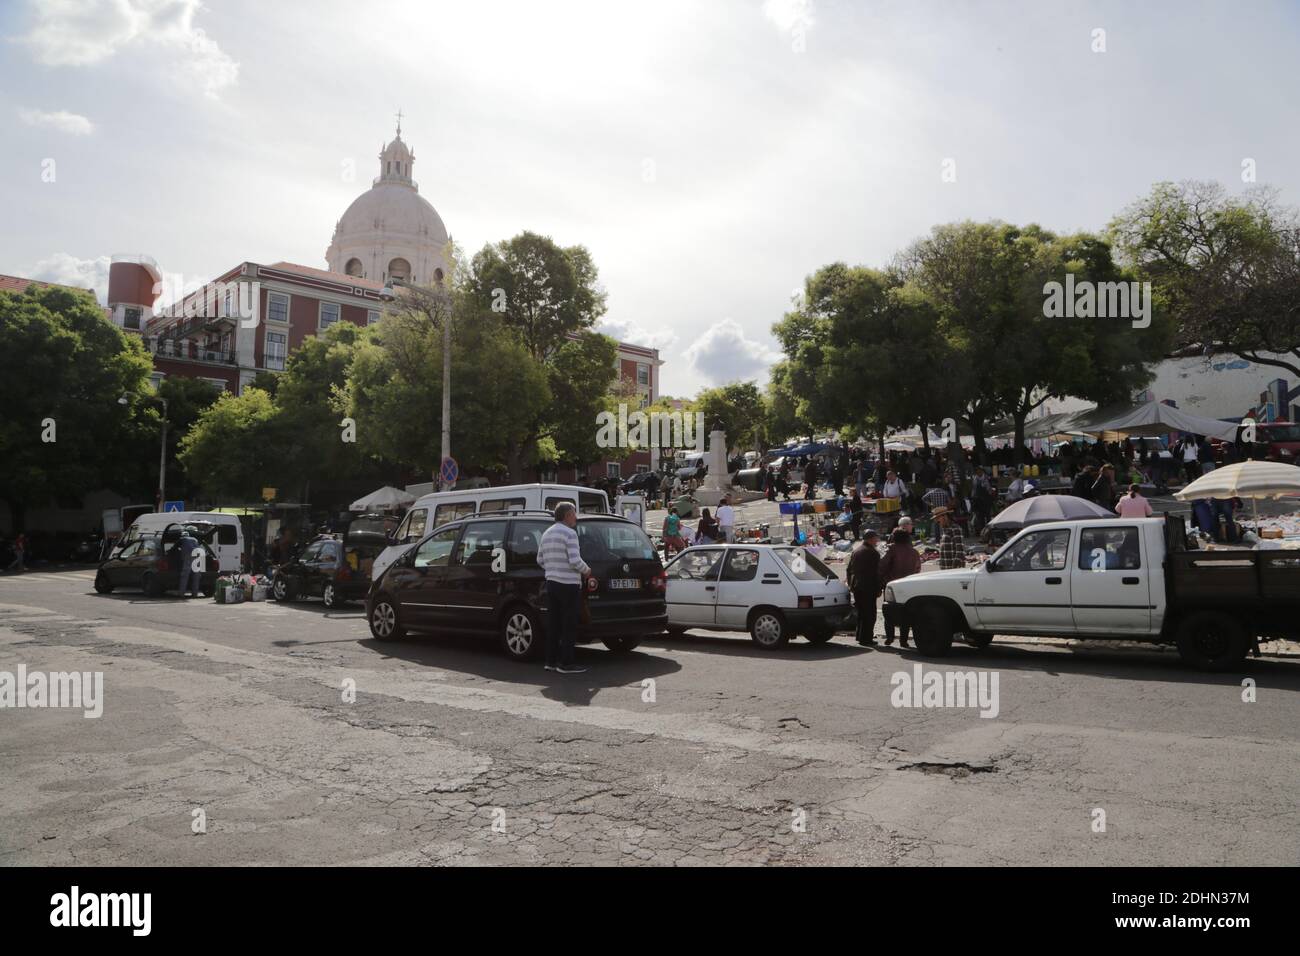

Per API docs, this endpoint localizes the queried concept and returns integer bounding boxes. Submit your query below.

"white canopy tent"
[349,485,416,512]
[1075,400,1239,443]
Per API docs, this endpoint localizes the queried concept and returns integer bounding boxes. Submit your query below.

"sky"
[3,0,1300,398]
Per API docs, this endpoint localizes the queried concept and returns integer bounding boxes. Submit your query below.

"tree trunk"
[920,422,931,452]
[1012,409,1028,466]
[969,414,989,465]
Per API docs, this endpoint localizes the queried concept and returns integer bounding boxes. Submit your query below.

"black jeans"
[853,589,877,644]
[545,580,581,668]
[883,602,910,644]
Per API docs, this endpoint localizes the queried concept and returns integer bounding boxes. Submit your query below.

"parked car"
[271,522,389,608]
[618,471,663,496]
[366,512,667,660]
[72,534,105,563]
[116,510,245,572]
[663,544,853,648]
[883,514,1300,670]
[93,523,219,597]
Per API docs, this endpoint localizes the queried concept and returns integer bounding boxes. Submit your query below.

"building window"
[223,289,232,317]
[265,331,287,371]
[637,363,650,387]
[267,292,289,324]
[388,258,411,284]
[345,258,364,277]
[123,306,142,331]
[319,302,340,330]
[367,309,381,325]
[606,462,621,479]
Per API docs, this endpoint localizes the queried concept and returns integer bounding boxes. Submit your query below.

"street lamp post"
[120,393,169,510]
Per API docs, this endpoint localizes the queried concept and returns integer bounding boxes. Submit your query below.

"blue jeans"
[545,581,581,668]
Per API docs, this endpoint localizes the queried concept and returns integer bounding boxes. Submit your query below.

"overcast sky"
[4,0,1299,397]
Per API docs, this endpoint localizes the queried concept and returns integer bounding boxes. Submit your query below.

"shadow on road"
[874,638,1300,690]
[639,629,875,661]
[357,630,683,706]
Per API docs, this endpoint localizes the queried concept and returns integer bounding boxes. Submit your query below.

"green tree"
[1109,180,1300,378]
[157,376,221,502]
[177,388,281,501]
[694,382,765,452]
[0,285,156,529]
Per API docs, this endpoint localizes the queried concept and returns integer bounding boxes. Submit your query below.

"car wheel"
[911,604,955,657]
[271,575,294,602]
[749,608,788,649]
[322,582,342,609]
[142,572,163,598]
[602,636,641,654]
[500,605,545,661]
[93,571,114,594]
[368,596,405,642]
[965,631,994,649]
[804,625,835,645]
[1175,611,1248,671]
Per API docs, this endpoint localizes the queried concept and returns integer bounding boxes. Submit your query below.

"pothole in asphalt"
[898,761,997,778]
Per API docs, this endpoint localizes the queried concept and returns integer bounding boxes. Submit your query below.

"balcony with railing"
[144,335,237,365]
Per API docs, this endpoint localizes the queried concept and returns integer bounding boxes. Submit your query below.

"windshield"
[772,547,834,581]
[1259,424,1300,442]
[576,520,656,562]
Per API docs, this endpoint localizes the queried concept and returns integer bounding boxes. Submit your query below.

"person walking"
[6,532,27,573]
[971,467,994,533]
[716,496,736,543]
[1178,435,1201,484]
[879,529,922,647]
[847,529,882,646]
[803,457,819,499]
[537,502,591,675]
[848,489,864,541]
[934,507,965,570]
[176,527,202,597]
[662,507,686,557]
[1114,484,1153,518]
[1071,464,1097,501]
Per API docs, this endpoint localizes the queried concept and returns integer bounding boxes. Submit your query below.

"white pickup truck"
[883,514,1300,670]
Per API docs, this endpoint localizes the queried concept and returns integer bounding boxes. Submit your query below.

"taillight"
[586,576,598,592]
[797,596,813,609]
[337,566,351,581]
[157,558,169,572]
[649,571,666,592]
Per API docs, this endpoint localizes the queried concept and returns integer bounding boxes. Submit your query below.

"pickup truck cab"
[884,515,1300,670]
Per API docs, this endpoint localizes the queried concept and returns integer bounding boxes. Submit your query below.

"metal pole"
[157,398,168,511]
[440,296,453,490]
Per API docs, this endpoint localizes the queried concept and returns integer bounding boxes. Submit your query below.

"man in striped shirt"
[538,502,591,674]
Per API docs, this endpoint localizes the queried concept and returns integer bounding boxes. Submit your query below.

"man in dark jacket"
[1071,464,1096,501]
[847,530,882,646]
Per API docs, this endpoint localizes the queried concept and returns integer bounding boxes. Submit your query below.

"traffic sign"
[439,457,459,485]
[163,500,185,513]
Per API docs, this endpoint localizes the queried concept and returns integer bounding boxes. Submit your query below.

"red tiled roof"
[0,274,94,295]
[264,261,386,291]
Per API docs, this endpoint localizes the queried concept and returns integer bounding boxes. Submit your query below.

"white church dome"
[325,120,449,286]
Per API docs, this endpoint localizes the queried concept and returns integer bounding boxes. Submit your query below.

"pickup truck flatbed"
[883,514,1300,670]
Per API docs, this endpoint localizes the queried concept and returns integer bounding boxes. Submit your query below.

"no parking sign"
[439,457,458,486]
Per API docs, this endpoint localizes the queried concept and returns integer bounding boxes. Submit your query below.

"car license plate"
[608,578,639,590]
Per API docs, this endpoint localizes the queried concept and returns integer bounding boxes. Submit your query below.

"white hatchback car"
[663,544,853,648]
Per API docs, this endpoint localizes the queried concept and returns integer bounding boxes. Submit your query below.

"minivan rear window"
[479,497,527,514]
[772,547,834,581]
[434,501,476,526]
[576,520,655,562]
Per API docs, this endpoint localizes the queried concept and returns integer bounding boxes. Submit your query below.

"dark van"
[366,512,667,660]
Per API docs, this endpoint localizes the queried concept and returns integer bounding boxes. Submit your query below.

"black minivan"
[366,512,667,660]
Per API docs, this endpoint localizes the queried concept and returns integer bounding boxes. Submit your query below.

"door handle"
[705,585,715,591]
[1045,577,1062,585]
[1122,577,1140,585]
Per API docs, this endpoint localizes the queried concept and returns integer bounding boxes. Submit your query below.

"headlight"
[884,585,895,603]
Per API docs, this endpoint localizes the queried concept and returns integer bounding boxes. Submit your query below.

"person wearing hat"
[846,530,883,646]
[933,506,965,570]
[879,529,923,646]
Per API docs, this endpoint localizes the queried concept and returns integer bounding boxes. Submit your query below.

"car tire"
[271,575,294,602]
[322,582,342,609]
[500,605,545,661]
[804,625,835,645]
[1175,610,1248,671]
[749,608,788,649]
[368,596,405,642]
[142,572,163,598]
[93,571,114,594]
[602,636,641,654]
[911,604,956,657]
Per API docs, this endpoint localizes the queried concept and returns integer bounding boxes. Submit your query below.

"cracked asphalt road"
[2,566,1298,866]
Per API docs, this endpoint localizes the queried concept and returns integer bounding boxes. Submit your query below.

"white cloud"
[762,0,815,33]
[18,107,94,135]
[30,252,112,303]
[682,319,781,386]
[21,0,238,99]
[595,315,679,352]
